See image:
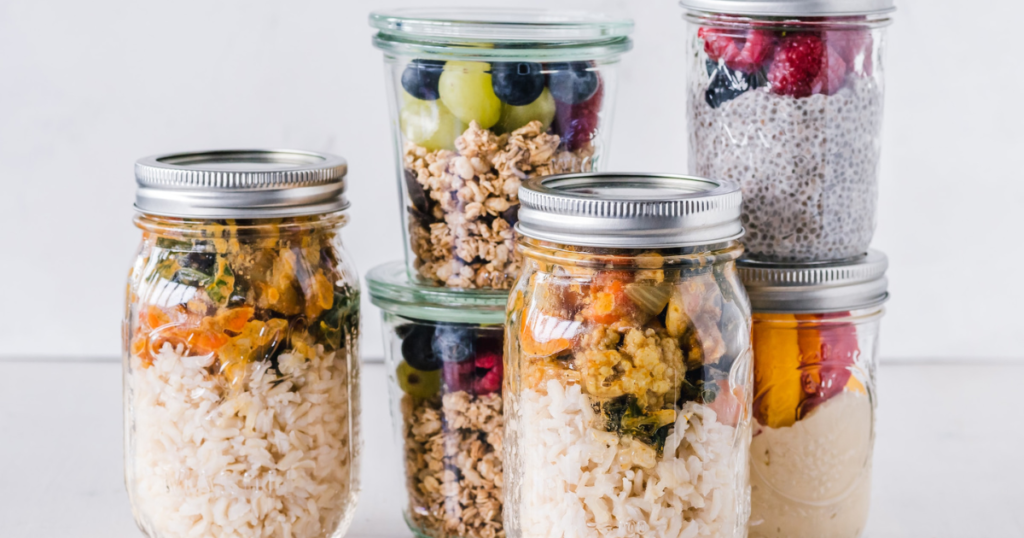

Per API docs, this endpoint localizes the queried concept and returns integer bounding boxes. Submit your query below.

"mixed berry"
[698,25,873,107]
[399,58,603,151]
[395,322,504,399]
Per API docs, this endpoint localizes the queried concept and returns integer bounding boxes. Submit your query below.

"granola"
[404,121,594,289]
[401,392,504,538]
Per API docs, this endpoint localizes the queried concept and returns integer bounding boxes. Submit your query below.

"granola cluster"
[404,120,594,289]
[402,391,504,538]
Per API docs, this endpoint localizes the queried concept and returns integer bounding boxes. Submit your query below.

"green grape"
[497,87,556,134]
[400,93,466,151]
[438,61,502,129]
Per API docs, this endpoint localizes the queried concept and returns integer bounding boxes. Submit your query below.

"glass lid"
[367,261,509,324]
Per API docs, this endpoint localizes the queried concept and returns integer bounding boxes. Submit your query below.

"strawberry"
[699,27,774,73]
[811,45,847,95]
[767,33,825,98]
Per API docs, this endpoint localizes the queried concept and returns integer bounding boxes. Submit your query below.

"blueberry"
[491,62,545,106]
[402,325,442,371]
[431,324,475,364]
[401,59,445,101]
[704,61,765,109]
[547,62,600,104]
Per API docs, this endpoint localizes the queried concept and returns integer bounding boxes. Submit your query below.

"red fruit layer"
[795,312,860,419]
[699,27,774,73]
[811,44,847,96]
[826,29,874,77]
[767,33,825,98]
[554,81,603,152]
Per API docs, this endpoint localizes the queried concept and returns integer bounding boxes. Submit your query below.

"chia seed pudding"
[687,24,886,262]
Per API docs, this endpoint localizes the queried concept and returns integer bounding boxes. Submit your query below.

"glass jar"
[505,173,753,538]
[124,150,361,538]
[370,8,634,289]
[738,251,889,538]
[682,0,894,261]
[367,262,509,538]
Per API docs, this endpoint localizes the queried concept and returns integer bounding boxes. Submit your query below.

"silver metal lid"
[680,0,895,17]
[517,173,743,248]
[738,250,889,313]
[135,149,349,218]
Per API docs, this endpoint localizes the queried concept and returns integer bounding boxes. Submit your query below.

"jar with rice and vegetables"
[739,252,888,538]
[123,150,361,538]
[503,173,753,538]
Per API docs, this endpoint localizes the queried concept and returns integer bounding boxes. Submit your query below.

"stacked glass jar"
[680,0,895,535]
[368,9,634,538]
[505,173,754,538]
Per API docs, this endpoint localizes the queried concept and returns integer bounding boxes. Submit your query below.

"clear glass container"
[504,173,753,538]
[370,8,633,289]
[738,252,888,538]
[683,5,893,261]
[124,151,360,538]
[368,262,509,538]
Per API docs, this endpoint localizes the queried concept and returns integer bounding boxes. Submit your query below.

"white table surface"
[1,360,1022,538]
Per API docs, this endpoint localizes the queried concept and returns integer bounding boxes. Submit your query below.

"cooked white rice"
[126,342,359,538]
[513,380,748,538]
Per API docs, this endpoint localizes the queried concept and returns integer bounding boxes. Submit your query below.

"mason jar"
[367,262,509,538]
[682,0,894,261]
[504,173,753,538]
[738,251,889,538]
[124,150,361,538]
[370,8,634,289]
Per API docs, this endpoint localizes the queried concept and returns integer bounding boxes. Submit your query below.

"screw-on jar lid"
[367,262,508,325]
[738,250,889,313]
[516,173,743,248]
[134,149,349,218]
[680,0,894,17]
[370,8,633,62]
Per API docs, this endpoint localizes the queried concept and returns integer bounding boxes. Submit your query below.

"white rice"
[126,342,359,538]
[513,380,748,538]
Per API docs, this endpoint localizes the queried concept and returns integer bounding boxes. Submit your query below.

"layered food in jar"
[684,9,892,261]
[504,174,752,538]
[369,262,510,538]
[372,9,633,289]
[739,252,888,538]
[125,151,360,538]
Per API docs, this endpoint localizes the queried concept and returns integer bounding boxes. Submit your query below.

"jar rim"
[370,8,634,62]
[366,262,508,324]
[680,0,895,18]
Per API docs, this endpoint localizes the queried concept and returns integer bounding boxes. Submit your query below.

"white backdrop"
[0,0,1021,361]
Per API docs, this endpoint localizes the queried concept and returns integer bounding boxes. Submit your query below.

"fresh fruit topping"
[704,59,766,109]
[794,313,859,419]
[810,45,847,96]
[401,59,445,101]
[397,360,441,399]
[399,95,466,151]
[438,61,502,128]
[401,325,442,371]
[431,324,476,363]
[497,87,556,134]
[442,359,476,393]
[553,82,603,152]
[698,28,774,73]
[767,33,825,98]
[472,352,504,395]
[547,62,600,104]
[491,62,546,106]
[827,29,873,76]
[752,314,804,429]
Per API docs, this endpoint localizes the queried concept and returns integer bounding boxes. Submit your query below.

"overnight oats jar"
[505,173,753,538]
[368,262,509,538]
[682,0,894,261]
[370,9,633,289]
[738,251,889,538]
[124,151,361,538]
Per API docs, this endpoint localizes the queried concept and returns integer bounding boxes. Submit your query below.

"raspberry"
[810,45,847,95]
[473,366,503,396]
[474,352,501,370]
[553,81,603,151]
[826,29,873,76]
[767,33,825,98]
[699,28,774,73]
